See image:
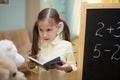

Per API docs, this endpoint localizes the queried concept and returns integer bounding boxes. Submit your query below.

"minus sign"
[104,50,111,52]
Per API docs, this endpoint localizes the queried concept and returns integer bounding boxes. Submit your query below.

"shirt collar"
[39,35,62,48]
[51,35,61,45]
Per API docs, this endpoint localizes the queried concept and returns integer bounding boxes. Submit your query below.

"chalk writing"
[94,21,120,60]
[95,21,120,38]
[95,22,104,37]
[93,44,101,58]
[111,44,120,60]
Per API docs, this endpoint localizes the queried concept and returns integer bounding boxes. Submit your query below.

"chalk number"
[93,44,120,61]
[93,21,120,61]
[93,44,101,58]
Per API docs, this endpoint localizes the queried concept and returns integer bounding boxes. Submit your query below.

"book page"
[28,56,44,65]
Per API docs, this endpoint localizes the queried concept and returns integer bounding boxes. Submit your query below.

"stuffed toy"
[0,39,25,67]
[0,55,26,80]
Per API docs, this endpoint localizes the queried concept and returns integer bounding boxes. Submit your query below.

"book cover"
[28,56,63,70]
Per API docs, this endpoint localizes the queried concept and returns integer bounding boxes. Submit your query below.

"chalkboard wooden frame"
[79,2,120,80]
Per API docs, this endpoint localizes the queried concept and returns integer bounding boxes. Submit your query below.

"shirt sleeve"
[65,43,77,71]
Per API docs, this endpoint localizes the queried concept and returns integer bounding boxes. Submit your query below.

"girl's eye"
[39,29,42,31]
[47,29,52,31]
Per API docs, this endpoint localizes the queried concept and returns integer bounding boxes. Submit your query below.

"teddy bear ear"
[0,39,13,51]
[4,40,15,51]
[6,46,12,51]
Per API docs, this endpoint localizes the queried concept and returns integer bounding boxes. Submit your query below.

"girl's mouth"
[44,38,50,41]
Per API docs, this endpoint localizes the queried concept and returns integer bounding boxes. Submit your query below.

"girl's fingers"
[61,60,67,64]
[26,59,36,66]
[55,64,66,70]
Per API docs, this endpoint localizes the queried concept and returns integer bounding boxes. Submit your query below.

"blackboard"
[82,9,120,80]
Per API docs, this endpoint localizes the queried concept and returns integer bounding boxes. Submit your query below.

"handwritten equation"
[93,21,120,60]
[95,21,120,38]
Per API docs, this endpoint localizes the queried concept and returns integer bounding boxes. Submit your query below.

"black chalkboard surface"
[82,9,120,80]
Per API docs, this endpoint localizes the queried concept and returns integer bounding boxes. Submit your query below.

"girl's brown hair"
[31,8,70,57]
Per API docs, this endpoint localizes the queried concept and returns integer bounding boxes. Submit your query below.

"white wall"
[0,0,26,30]
[83,0,102,3]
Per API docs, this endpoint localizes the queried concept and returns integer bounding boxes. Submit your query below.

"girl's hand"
[55,60,72,72]
[26,59,37,69]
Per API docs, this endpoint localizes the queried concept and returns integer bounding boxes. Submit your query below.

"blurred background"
[0,0,120,80]
[0,0,103,41]
[0,0,119,40]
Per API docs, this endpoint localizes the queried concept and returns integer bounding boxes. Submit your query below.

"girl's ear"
[57,22,62,30]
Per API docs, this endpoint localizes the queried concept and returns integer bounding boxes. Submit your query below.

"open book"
[28,56,63,70]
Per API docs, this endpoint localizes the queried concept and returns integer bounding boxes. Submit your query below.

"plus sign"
[106,26,114,34]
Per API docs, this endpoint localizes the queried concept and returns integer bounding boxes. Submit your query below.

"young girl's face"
[38,20,60,42]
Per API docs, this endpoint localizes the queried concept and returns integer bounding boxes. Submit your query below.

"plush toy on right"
[0,55,26,80]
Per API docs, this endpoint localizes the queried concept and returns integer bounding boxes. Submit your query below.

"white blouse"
[33,35,77,80]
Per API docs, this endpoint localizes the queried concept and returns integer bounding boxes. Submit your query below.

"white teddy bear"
[0,55,26,80]
[0,39,25,67]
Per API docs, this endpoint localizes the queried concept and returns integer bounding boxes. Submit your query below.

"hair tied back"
[59,18,63,22]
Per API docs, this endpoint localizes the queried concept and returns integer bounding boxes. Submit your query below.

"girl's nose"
[43,32,47,37]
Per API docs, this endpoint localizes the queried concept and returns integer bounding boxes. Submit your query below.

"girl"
[27,8,77,80]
